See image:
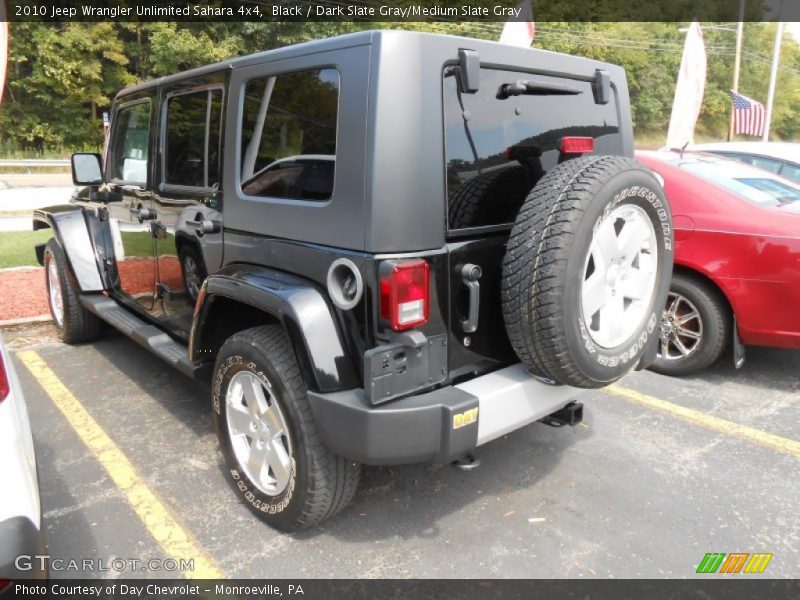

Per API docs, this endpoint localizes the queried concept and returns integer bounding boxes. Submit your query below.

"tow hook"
[452,453,481,471]
[540,402,584,427]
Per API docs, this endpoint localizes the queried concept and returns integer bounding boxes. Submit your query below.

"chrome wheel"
[581,204,658,348]
[225,370,293,496]
[47,254,64,328]
[658,292,703,360]
[183,255,201,299]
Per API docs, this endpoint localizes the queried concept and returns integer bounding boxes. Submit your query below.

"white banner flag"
[665,21,707,149]
[498,0,535,48]
[0,3,8,105]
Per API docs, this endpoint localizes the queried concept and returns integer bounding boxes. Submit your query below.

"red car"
[636,150,800,375]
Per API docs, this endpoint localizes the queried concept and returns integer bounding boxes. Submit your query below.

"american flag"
[731,90,766,137]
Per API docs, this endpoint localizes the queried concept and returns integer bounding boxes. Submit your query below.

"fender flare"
[189,264,358,393]
[32,205,105,292]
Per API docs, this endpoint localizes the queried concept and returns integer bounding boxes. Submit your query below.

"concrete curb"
[0,314,52,328]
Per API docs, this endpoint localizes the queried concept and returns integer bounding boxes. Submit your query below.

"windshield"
[680,162,800,206]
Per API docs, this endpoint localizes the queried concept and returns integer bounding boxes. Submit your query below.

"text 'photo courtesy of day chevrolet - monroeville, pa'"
[0,1,798,599]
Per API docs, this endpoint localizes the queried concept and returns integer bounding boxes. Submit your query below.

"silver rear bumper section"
[455,364,582,446]
[307,363,584,466]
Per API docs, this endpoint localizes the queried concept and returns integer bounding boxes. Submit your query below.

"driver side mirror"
[71,153,104,186]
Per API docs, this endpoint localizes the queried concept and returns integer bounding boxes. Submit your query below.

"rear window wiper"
[497,79,582,99]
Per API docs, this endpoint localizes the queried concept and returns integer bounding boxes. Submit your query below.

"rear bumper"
[307,364,583,465]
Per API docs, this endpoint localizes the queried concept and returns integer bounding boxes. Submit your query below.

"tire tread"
[221,325,360,530]
[502,156,661,388]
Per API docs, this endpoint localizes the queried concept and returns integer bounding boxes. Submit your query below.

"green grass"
[0,229,168,268]
[120,231,161,258]
[0,230,52,268]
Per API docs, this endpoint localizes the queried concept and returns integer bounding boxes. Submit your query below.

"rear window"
[444,67,620,230]
[681,162,800,206]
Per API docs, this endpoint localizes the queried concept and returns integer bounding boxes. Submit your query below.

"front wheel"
[44,238,102,344]
[212,325,360,531]
[649,272,730,376]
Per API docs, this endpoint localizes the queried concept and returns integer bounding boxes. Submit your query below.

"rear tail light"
[379,259,430,331]
[0,351,9,402]
[559,136,595,154]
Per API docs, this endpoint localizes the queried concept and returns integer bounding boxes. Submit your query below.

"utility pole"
[763,21,784,142]
[728,0,746,141]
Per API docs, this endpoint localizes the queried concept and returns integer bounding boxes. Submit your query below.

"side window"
[716,152,752,165]
[779,163,800,183]
[164,88,223,189]
[240,68,339,201]
[110,100,151,184]
[750,156,782,174]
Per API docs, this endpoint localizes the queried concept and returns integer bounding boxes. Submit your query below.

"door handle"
[460,263,482,333]
[186,219,220,236]
[131,207,156,222]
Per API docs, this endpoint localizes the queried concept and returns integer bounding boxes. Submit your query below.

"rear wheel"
[212,325,360,531]
[44,238,102,344]
[650,272,730,376]
[502,156,673,388]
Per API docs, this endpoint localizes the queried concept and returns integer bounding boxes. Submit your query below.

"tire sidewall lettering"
[213,353,296,516]
[573,177,673,371]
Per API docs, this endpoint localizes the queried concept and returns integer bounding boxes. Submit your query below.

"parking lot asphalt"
[6,322,799,579]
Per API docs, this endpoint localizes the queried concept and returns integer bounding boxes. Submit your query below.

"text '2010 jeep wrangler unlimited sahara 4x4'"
[34,31,672,531]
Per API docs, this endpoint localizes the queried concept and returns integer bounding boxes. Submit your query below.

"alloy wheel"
[47,255,64,328]
[658,292,703,360]
[225,370,293,496]
[581,204,658,348]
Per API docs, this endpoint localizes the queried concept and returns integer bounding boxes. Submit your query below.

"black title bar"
[3,0,799,22]
[5,579,800,600]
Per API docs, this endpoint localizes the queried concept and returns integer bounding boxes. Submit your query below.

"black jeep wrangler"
[34,31,672,531]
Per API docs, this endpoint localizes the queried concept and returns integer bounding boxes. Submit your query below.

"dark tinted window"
[444,68,620,230]
[110,100,151,184]
[165,89,223,188]
[240,69,339,201]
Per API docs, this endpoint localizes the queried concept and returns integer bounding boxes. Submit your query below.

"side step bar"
[80,294,211,380]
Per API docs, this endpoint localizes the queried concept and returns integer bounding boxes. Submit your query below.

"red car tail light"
[560,136,595,154]
[0,351,9,402]
[379,259,430,331]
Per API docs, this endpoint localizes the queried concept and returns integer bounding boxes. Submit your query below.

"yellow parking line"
[17,350,224,579]
[606,384,800,459]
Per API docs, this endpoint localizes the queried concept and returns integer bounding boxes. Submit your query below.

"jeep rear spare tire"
[502,155,673,388]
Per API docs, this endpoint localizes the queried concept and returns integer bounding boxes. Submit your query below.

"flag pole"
[728,0,745,141]
[762,22,784,142]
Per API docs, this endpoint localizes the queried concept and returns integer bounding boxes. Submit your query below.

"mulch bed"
[0,267,49,322]
[0,257,185,322]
